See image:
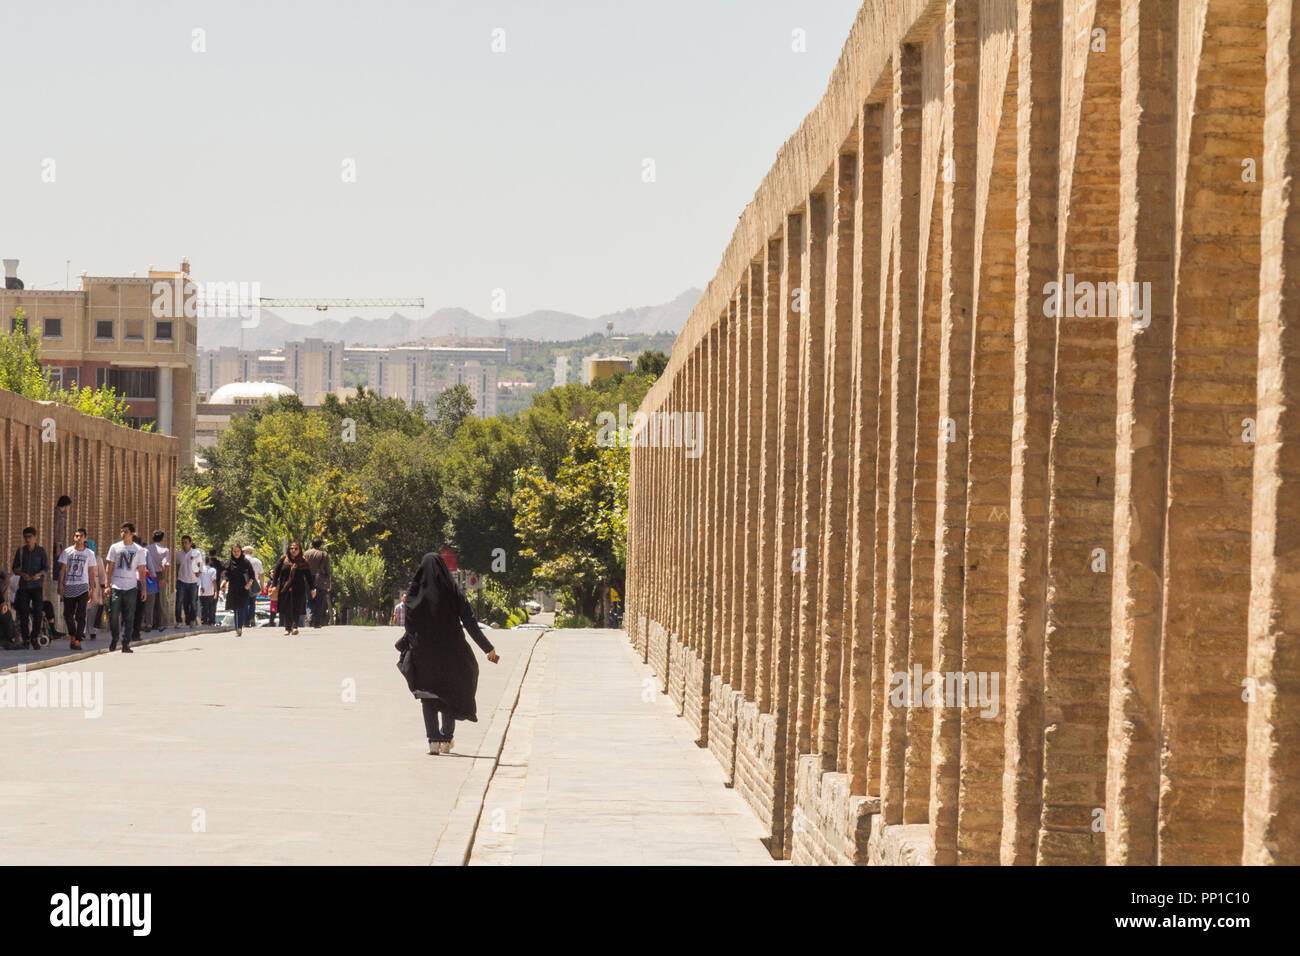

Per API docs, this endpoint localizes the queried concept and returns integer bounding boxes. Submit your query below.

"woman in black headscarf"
[397,552,498,755]
[272,542,315,636]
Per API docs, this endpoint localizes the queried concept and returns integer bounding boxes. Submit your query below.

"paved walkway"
[0,624,535,865]
[470,630,780,865]
[3,623,777,865]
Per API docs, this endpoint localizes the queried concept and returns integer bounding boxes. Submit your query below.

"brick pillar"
[930,0,978,865]
[651,425,663,657]
[870,83,900,801]
[796,190,829,763]
[772,211,804,857]
[684,346,698,663]
[1034,0,1121,866]
[957,0,1016,865]
[757,237,783,714]
[1105,0,1175,866]
[1157,0,1263,865]
[847,102,886,796]
[882,46,921,827]
[815,150,859,768]
[1002,0,1060,866]
[716,300,734,691]
[694,341,710,714]
[904,20,947,825]
[707,322,724,685]
[742,259,764,702]
[629,436,639,647]
[728,284,747,691]
[1246,0,1300,866]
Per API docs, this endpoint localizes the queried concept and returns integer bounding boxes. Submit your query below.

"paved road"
[470,630,780,865]
[3,624,778,865]
[0,624,532,865]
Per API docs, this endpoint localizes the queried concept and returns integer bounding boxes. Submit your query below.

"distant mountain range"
[197,288,699,350]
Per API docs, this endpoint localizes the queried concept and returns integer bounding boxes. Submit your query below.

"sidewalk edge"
[2,626,233,674]
[430,628,547,866]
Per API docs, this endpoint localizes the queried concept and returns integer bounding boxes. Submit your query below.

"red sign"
[439,547,458,572]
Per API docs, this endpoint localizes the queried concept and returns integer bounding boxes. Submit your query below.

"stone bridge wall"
[0,389,178,592]
[625,0,1299,865]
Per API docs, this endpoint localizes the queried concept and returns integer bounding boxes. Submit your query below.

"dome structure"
[208,381,296,406]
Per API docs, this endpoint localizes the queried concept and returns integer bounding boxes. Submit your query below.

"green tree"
[439,415,536,590]
[513,420,627,623]
[176,485,215,552]
[242,471,368,567]
[433,384,476,438]
[357,429,444,594]
[635,350,669,378]
[333,549,389,624]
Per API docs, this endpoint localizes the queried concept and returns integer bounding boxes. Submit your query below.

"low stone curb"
[2,625,234,674]
[430,628,548,866]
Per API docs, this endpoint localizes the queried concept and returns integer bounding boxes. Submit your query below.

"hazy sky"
[3,0,861,322]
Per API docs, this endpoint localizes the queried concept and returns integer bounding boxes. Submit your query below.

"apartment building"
[1,258,198,465]
[196,339,505,417]
[341,344,504,415]
[446,360,498,418]
[285,338,344,404]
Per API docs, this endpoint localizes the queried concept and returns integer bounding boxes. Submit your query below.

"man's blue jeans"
[108,587,139,649]
[308,590,327,628]
[175,581,198,626]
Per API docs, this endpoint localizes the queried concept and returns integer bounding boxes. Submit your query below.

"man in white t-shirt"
[244,546,265,628]
[198,558,218,626]
[57,527,98,650]
[174,536,205,627]
[103,522,147,653]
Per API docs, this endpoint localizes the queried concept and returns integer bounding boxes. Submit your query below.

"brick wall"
[624,0,1299,865]
[0,388,178,591]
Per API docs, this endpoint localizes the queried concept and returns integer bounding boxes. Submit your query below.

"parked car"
[523,600,542,614]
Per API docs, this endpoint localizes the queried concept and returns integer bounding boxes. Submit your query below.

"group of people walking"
[1,520,181,653]
[220,538,332,637]
[8,505,502,761]
[0,500,337,650]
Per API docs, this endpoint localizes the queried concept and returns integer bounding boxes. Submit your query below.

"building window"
[47,367,79,390]
[96,367,157,399]
[155,320,173,342]
[125,319,144,341]
[95,320,114,340]
[43,318,62,339]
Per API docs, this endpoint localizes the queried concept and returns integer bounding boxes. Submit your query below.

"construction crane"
[259,296,424,311]
[230,296,426,352]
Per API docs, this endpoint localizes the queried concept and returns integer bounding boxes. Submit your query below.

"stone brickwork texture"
[624,0,1299,865]
[0,389,178,588]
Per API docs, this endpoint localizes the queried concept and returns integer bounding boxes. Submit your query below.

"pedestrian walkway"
[0,624,535,865]
[469,629,781,865]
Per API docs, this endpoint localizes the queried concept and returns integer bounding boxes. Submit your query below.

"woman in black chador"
[397,552,498,754]
[272,542,315,636]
